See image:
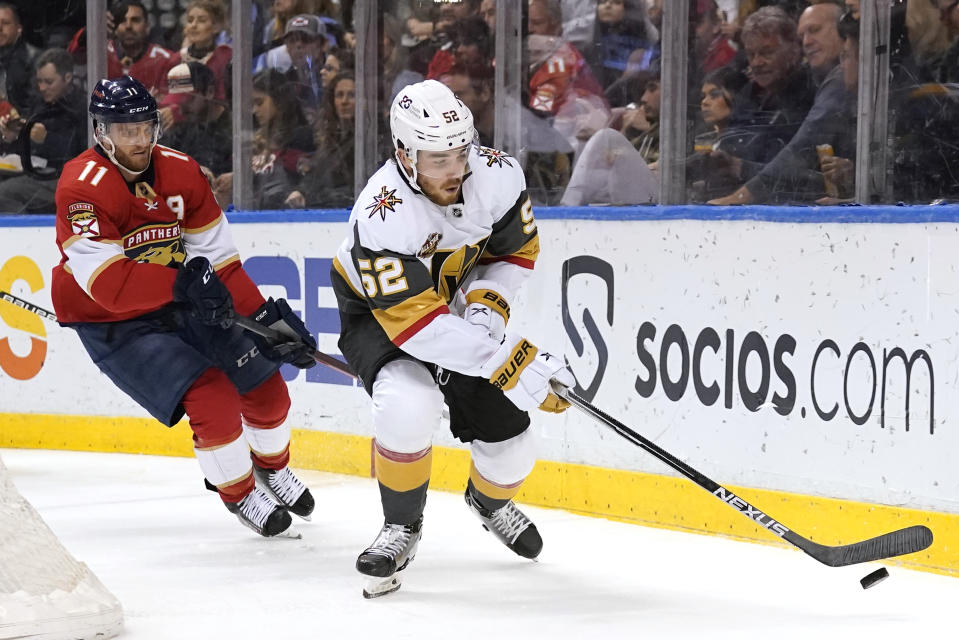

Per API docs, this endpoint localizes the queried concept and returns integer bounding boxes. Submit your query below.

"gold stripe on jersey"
[213,254,241,271]
[469,461,523,501]
[332,255,364,298]
[372,289,449,344]
[182,214,223,234]
[374,443,432,493]
[86,254,125,291]
[465,288,510,323]
[482,190,539,266]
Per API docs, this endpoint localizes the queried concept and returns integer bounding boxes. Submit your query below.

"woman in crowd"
[687,66,751,202]
[295,72,357,208]
[159,0,232,129]
[214,70,315,209]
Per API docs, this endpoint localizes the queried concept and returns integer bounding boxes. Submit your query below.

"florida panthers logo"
[478,146,513,168]
[365,186,403,221]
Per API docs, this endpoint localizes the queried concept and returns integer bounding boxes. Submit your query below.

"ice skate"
[253,464,315,520]
[225,486,299,538]
[465,487,542,559]
[355,517,423,598]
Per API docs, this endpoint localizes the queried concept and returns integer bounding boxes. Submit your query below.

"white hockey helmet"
[390,80,475,185]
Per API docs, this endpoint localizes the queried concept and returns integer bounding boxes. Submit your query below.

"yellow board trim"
[1,412,955,577]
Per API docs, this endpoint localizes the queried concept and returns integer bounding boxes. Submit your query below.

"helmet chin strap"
[96,122,158,176]
[396,148,423,193]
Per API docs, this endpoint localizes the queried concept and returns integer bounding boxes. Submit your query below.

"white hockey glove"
[482,335,576,414]
[464,288,509,342]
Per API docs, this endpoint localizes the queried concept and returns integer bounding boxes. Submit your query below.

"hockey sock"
[467,461,524,512]
[373,440,432,525]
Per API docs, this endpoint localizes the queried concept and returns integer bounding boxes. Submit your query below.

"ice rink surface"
[3,448,956,639]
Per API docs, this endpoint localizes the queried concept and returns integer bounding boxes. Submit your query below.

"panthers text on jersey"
[52,144,264,324]
[332,144,540,376]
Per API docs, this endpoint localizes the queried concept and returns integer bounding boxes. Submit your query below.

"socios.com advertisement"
[1,216,956,512]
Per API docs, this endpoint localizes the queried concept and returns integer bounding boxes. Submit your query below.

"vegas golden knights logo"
[431,243,481,302]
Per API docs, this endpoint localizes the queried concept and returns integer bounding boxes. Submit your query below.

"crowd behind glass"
[0,0,956,214]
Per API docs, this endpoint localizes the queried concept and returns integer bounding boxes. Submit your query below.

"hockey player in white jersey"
[330,79,576,597]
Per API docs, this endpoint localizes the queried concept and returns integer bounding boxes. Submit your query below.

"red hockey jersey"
[52,145,264,324]
[529,40,605,116]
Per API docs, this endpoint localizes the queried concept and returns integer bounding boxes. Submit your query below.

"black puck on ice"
[860,567,889,589]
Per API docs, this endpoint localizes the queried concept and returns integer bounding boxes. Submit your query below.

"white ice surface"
[2,448,956,640]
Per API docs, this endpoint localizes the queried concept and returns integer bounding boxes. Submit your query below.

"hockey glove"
[250,297,317,369]
[483,335,576,413]
[464,288,509,342]
[173,256,235,329]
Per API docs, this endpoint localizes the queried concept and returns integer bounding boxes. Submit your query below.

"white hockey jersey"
[331,145,539,377]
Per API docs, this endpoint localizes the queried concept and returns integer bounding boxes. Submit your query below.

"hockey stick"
[553,384,933,567]
[2,289,356,381]
[0,290,58,322]
[233,315,356,380]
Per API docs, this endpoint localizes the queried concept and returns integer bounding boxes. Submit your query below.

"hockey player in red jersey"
[52,76,315,537]
[331,79,576,597]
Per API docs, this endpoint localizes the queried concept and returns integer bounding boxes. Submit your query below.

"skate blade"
[362,574,403,599]
[274,524,302,539]
[295,513,312,522]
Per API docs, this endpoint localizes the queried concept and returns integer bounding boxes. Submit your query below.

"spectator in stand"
[0,48,85,214]
[703,7,813,203]
[159,0,232,131]
[527,0,607,117]
[261,0,313,54]
[588,0,660,91]
[440,63,574,205]
[710,3,848,204]
[426,16,492,81]
[319,47,354,94]
[107,1,176,97]
[160,61,232,179]
[213,70,315,210]
[559,73,659,206]
[693,0,738,77]
[295,71,357,208]
[686,66,750,201]
[257,15,329,125]
[816,10,858,204]
[480,0,496,32]
[0,3,38,116]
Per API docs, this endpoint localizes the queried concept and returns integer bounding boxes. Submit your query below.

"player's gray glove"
[481,334,576,413]
[173,256,235,329]
[464,287,509,341]
[250,297,317,369]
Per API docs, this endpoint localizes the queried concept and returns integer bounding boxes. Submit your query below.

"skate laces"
[266,467,306,505]
[367,523,415,558]
[238,488,278,528]
[489,502,531,543]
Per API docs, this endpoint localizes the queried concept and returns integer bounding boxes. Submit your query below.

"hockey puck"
[860,567,889,589]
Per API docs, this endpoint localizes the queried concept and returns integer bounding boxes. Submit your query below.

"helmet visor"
[411,143,471,180]
[105,120,159,146]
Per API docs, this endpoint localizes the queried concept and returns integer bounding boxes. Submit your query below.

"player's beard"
[421,177,462,206]
[117,146,152,173]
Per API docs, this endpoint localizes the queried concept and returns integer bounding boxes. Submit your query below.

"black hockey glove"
[172,256,235,329]
[250,297,317,369]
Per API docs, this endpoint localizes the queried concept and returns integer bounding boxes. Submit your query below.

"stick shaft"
[559,386,932,567]
[0,290,58,322]
[233,315,356,380]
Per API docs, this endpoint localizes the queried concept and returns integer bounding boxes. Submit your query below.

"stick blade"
[793,525,933,567]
